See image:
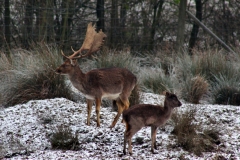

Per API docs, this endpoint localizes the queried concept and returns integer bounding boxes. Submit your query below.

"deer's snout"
[55,68,61,74]
[178,101,182,107]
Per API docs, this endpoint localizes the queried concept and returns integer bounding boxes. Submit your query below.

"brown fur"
[122,92,182,155]
[56,59,137,128]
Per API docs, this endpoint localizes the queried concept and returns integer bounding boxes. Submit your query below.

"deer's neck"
[68,66,86,93]
[163,102,174,118]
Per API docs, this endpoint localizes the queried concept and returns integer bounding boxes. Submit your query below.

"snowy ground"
[0,92,240,160]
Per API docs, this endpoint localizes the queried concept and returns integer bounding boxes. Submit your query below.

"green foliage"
[0,44,74,107]
[50,125,79,150]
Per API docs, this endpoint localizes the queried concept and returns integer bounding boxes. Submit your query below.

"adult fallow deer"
[55,22,137,128]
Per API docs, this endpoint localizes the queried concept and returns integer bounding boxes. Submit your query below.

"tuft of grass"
[93,51,140,75]
[171,106,218,156]
[180,75,209,104]
[212,74,240,105]
[50,125,79,150]
[175,51,238,82]
[140,68,174,94]
[129,83,141,106]
[0,43,74,107]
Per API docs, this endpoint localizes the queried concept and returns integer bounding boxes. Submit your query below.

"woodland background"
[1,0,240,54]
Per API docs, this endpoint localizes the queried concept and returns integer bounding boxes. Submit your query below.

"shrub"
[0,44,74,107]
[50,125,79,150]
[176,51,234,82]
[140,67,174,94]
[212,74,240,105]
[171,106,218,156]
[180,75,209,104]
[94,51,139,75]
[129,83,141,106]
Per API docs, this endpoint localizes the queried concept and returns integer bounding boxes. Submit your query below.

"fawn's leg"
[151,126,158,153]
[127,125,142,155]
[86,99,93,126]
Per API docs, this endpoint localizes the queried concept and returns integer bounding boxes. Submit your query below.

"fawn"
[55,22,137,128]
[122,92,182,155]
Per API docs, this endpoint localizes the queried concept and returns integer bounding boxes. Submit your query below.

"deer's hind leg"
[110,96,129,128]
[95,98,102,127]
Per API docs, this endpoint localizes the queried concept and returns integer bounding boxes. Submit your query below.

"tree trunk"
[4,0,10,50]
[23,0,34,48]
[60,0,75,50]
[188,0,202,55]
[120,0,127,46]
[149,0,164,51]
[175,0,187,54]
[110,0,119,48]
[96,0,105,32]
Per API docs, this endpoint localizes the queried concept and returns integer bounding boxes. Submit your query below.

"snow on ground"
[0,92,240,160]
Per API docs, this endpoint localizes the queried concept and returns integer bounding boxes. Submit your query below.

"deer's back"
[82,67,136,98]
[86,67,136,85]
[123,104,167,126]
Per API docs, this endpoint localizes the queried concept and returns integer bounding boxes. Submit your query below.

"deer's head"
[55,22,107,75]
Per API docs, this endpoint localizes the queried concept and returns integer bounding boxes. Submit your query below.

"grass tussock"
[94,51,139,75]
[175,50,240,104]
[176,50,237,82]
[212,74,240,105]
[171,106,220,156]
[129,83,141,106]
[50,125,79,150]
[140,68,174,94]
[0,43,74,107]
[181,75,209,104]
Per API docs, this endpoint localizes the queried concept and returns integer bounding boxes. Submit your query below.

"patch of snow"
[0,93,239,159]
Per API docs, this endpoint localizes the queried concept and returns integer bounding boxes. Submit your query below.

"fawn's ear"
[163,91,170,96]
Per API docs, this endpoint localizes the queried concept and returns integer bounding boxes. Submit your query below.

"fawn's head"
[164,91,182,108]
[55,22,106,75]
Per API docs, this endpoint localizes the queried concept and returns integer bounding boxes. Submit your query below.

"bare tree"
[188,0,202,55]
[96,0,105,32]
[110,0,119,48]
[175,0,187,53]
[4,0,10,51]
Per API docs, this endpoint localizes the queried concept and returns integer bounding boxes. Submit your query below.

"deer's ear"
[163,91,167,95]
[165,91,170,97]
[70,59,77,66]
[163,91,170,96]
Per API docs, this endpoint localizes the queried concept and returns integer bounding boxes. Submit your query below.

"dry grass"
[0,43,74,107]
[50,125,79,150]
[171,106,220,156]
[181,75,209,104]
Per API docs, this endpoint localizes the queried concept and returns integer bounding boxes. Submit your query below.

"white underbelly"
[84,93,120,100]
[102,93,120,100]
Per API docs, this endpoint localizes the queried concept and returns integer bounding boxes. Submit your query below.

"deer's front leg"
[95,98,101,127]
[151,126,158,153]
[87,99,93,126]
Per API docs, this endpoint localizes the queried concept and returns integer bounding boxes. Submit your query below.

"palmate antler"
[61,22,107,59]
